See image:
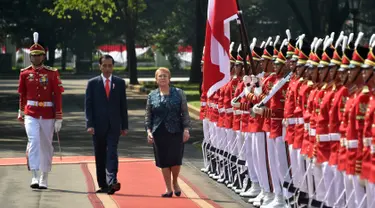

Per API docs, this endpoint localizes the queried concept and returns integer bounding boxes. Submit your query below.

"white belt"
[209,103,218,109]
[304,123,310,131]
[27,100,53,107]
[243,111,250,114]
[371,145,375,154]
[297,118,304,124]
[309,128,316,136]
[219,108,226,113]
[316,134,330,142]
[287,118,298,125]
[363,138,372,147]
[201,102,207,106]
[340,138,347,147]
[225,108,233,113]
[346,140,358,149]
[330,133,341,141]
[234,110,242,115]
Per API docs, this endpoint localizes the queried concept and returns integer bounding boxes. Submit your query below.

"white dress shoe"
[261,194,287,208]
[30,170,39,189]
[39,172,48,189]
[241,182,261,197]
[200,167,209,173]
[248,189,264,203]
[254,192,274,207]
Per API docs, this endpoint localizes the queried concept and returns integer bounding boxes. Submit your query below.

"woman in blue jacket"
[145,67,191,197]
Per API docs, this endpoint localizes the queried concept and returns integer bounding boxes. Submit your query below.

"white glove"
[244,86,252,96]
[243,75,251,87]
[17,109,24,121]
[254,87,263,96]
[250,75,259,86]
[231,98,240,108]
[252,104,264,115]
[55,119,62,132]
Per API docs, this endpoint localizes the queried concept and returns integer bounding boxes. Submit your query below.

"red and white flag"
[203,0,238,98]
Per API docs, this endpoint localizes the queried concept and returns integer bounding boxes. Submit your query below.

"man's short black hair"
[99,55,115,65]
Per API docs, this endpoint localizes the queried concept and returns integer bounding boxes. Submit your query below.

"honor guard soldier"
[313,36,336,207]
[360,40,375,208]
[344,32,369,208]
[240,39,267,199]
[282,31,302,197]
[292,38,312,205]
[17,32,64,189]
[247,38,277,206]
[325,33,346,207]
[252,39,292,208]
[336,35,355,208]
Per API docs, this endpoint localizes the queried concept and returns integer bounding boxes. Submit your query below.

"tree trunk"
[328,2,349,35]
[286,0,312,38]
[47,42,56,67]
[61,46,67,71]
[125,24,138,85]
[189,0,206,84]
[309,0,322,37]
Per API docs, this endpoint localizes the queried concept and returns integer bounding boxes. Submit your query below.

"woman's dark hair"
[99,55,115,65]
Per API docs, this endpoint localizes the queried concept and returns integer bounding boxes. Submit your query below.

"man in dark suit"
[84,55,128,195]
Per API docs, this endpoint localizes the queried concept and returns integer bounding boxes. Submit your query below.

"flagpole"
[235,0,255,75]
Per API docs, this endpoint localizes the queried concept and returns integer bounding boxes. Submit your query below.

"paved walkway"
[0,78,248,208]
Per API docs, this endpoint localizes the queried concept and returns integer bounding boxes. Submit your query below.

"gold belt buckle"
[38,102,44,107]
[316,135,320,142]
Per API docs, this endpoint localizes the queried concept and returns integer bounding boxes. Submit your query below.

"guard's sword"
[56,131,62,161]
[256,71,293,108]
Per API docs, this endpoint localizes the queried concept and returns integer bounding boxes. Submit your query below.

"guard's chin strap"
[263,60,270,73]
[365,72,373,84]
[351,68,363,85]
[322,69,330,83]
[297,66,307,78]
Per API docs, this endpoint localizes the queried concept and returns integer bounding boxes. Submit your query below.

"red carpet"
[0,156,151,166]
[0,156,218,207]
[111,161,200,208]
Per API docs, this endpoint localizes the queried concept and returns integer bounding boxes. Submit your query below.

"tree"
[286,0,350,40]
[189,0,207,83]
[0,0,68,67]
[48,0,146,84]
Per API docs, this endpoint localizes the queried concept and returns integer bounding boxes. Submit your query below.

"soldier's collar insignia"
[28,74,34,81]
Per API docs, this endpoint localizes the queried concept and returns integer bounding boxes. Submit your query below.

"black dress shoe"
[174,191,181,197]
[161,192,173,197]
[30,183,39,189]
[96,187,108,193]
[107,183,121,195]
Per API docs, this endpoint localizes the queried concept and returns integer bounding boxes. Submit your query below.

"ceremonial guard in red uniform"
[243,38,277,206]
[292,39,311,203]
[252,39,292,207]
[324,33,347,207]
[17,32,64,189]
[360,44,375,208]
[240,40,268,200]
[221,46,240,185]
[312,36,337,207]
[229,47,249,192]
[282,31,302,197]
[344,33,369,207]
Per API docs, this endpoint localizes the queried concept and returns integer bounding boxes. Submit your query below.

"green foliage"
[17,56,24,64]
[46,0,117,22]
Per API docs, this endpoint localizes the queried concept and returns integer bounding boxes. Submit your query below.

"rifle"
[235,0,255,75]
